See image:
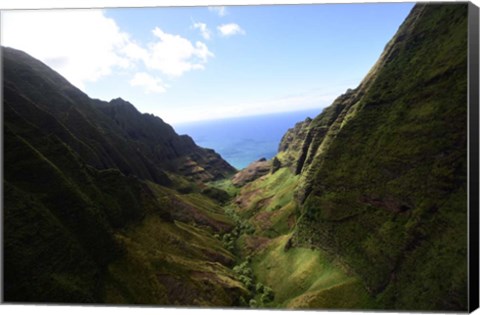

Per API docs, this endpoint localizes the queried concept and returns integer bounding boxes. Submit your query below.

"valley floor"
[209,167,376,309]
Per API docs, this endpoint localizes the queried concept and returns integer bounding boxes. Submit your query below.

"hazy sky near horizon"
[2,3,414,124]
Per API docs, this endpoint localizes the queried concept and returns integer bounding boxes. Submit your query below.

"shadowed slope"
[3,46,235,183]
[3,47,242,305]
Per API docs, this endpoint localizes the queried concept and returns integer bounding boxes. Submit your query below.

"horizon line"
[167,106,325,126]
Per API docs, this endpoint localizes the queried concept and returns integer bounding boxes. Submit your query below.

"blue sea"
[173,109,321,170]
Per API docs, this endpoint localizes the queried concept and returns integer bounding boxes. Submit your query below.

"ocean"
[173,109,321,170]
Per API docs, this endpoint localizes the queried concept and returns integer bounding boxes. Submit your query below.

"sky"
[1,2,415,125]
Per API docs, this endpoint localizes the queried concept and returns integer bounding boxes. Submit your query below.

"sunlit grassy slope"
[221,167,375,309]
[105,216,246,305]
[252,235,375,309]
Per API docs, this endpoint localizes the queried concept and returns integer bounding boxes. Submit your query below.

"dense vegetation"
[291,4,469,310]
[2,3,470,311]
[3,46,242,304]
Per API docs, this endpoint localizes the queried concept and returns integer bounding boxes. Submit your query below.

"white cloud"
[208,6,228,17]
[122,40,149,62]
[129,72,167,94]
[2,10,215,93]
[142,27,214,77]
[192,22,211,40]
[217,23,245,37]
[2,9,132,90]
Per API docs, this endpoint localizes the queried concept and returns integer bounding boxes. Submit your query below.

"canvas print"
[1,1,477,311]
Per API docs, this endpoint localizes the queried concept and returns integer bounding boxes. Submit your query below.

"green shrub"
[255,282,264,294]
[239,296,247,307]
[261,286,274,303]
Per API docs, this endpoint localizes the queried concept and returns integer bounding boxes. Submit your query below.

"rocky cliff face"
[282,3,469,310]
[3,46,235,184]
[231,158,272,187]
[277,117,312,172]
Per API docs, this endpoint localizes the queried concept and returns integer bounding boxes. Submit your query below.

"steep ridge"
[3,47,244,304]
[281,3,468,310]
[3,46,236,183]
[223,3,469,311]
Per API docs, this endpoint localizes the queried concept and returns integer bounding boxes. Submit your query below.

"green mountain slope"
[4,100,245,304]
[217,3,469,311]
[3,47,243,304]
[3,47,236,183]
[284,3,469,310]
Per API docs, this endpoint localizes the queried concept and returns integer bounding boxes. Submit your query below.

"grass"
[286,279,375,309]
[101,178,250,306]
[251,234,374,309]
[222,166,375,309]
[146,182,235,233]
[245,169,299,236]
[105,215,247,306]
[209,178,240,197]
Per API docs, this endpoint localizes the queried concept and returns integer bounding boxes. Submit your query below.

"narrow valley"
[3,3,471,312]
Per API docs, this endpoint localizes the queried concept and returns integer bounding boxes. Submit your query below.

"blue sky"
[2,3,414,124]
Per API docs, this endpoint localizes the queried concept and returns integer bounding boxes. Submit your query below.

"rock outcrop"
[277,117,312,172]
[231,158,272,187]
